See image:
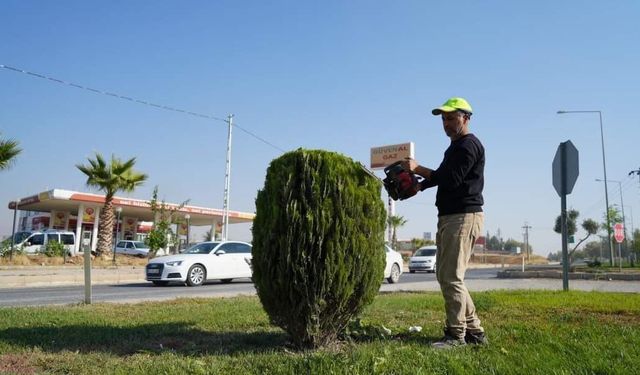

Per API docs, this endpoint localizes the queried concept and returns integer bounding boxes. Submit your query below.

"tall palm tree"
[0,133,22,171]
[388,215,408,250]
[76,153,148,256]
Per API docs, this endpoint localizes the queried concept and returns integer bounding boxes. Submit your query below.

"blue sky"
[1,1,639,256]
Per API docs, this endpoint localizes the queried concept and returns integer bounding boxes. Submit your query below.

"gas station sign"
[370,142,414,170]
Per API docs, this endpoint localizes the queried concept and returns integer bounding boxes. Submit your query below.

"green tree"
[387,215,407,250]
[0,133,22,171]
[76,153,147,256]
[631,229,640,266]
[601,207,623,236]
[599,207,623,265]
[554,209,599,262]
[252,149,386,349]
[554,209,579,237]
[146,186,189,257]
[547,251,561,262]
[410,237,434,251]
[202,228,214,242]
[486,235,501,251]
[583,240,604,260]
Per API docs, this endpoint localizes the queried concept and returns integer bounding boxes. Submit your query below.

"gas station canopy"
[8,189,255,226]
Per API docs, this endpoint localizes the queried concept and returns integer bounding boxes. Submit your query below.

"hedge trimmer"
[360,160,422,201]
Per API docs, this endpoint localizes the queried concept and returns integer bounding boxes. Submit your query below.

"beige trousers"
[435,212,484,339]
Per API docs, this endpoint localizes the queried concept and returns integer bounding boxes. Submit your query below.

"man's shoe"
[432,333,466,349]
[465,331,488,345]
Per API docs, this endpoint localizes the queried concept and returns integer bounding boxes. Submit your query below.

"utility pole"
[522,222,532,261]
[630,206,636,267]
[222,114,234,241]
[387,196,395,244]
[597,178,627,254]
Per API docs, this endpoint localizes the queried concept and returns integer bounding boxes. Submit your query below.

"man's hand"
[401,158,419,173]
[402,158,433,180]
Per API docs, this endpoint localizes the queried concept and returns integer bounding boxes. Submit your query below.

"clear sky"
[2,1,639,256]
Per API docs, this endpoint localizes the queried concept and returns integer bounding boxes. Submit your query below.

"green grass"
[1,291,639,374]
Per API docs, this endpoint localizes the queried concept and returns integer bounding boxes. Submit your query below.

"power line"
[1,63,286,153]
[581,176,636,218]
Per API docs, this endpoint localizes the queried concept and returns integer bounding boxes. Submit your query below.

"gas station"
[7,188,255,254]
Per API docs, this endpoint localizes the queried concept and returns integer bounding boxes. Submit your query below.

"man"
[402,97,486,349]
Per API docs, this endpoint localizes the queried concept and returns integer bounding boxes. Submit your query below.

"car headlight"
[166,260,183,266]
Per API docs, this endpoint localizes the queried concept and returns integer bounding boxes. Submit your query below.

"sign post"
[370,142,415,242]
[552,140,579,291]
[614,223,624,272]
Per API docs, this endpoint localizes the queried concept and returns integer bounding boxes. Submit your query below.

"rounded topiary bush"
[252,149,386,349]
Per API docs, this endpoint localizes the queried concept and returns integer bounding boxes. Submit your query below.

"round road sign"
[614,223,624,243]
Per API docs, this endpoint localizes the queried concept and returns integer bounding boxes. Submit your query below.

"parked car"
[11,230,77,255]
[114,240,150,257]
[384,244,404,283]
[146,241,252,286]
[409,245,437,273]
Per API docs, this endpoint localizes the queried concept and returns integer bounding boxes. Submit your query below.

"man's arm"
[402,159,435,190]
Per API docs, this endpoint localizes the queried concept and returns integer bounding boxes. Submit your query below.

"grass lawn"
[0,290,638,374]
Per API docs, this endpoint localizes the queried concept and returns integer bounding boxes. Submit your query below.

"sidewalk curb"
[0,267,146,288]
[497,270,640,281]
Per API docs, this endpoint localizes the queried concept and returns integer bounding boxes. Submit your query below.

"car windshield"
[133,241,149,249]
[183,242,219,254]
[415,249,436,256]
[13,231,32,244]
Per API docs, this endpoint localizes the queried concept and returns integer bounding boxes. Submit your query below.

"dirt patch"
[0,354,38,374]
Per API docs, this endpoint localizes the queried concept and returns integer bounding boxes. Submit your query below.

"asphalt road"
[1,267,638,307]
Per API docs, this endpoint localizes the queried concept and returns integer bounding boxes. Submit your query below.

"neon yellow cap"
[431,97,473,115]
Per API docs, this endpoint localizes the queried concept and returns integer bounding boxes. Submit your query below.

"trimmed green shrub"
[252,149,386,348]
[43,240,65,257]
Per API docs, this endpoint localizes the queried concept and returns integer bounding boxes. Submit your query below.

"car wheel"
[152,281,169,286]
[387,263,401,284]
[410,270,415,274]
[186,264,206,286]
[221,278,233,284]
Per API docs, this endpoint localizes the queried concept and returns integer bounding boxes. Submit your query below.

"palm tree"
[388,215,408,250]
[0,133,22,171]
[76,153,148,256]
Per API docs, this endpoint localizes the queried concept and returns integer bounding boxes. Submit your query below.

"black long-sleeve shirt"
[421,133,485,216]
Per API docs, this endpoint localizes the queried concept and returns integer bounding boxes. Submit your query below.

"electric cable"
[1,64,286,153]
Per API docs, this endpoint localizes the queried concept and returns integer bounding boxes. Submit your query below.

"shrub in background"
[43,240,65,257]
[252,149,386,348]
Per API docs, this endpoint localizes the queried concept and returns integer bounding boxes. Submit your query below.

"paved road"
[1,268,638,307]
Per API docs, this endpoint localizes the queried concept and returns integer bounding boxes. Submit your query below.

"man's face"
[441,111,469,139]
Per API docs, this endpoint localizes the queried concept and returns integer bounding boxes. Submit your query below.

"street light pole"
[557,110,613,266]
[184,214,191,250]
[9,199,19,262]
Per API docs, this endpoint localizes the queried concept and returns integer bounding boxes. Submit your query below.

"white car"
[384,244,404,283]
[146,241,252,286]
[11,230,76,255]
[409,245,437,273]
[114,240,150,257]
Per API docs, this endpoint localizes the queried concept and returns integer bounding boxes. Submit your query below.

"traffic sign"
[614,223,624,243]
[552,140,579,196]
[553,140,579,292]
